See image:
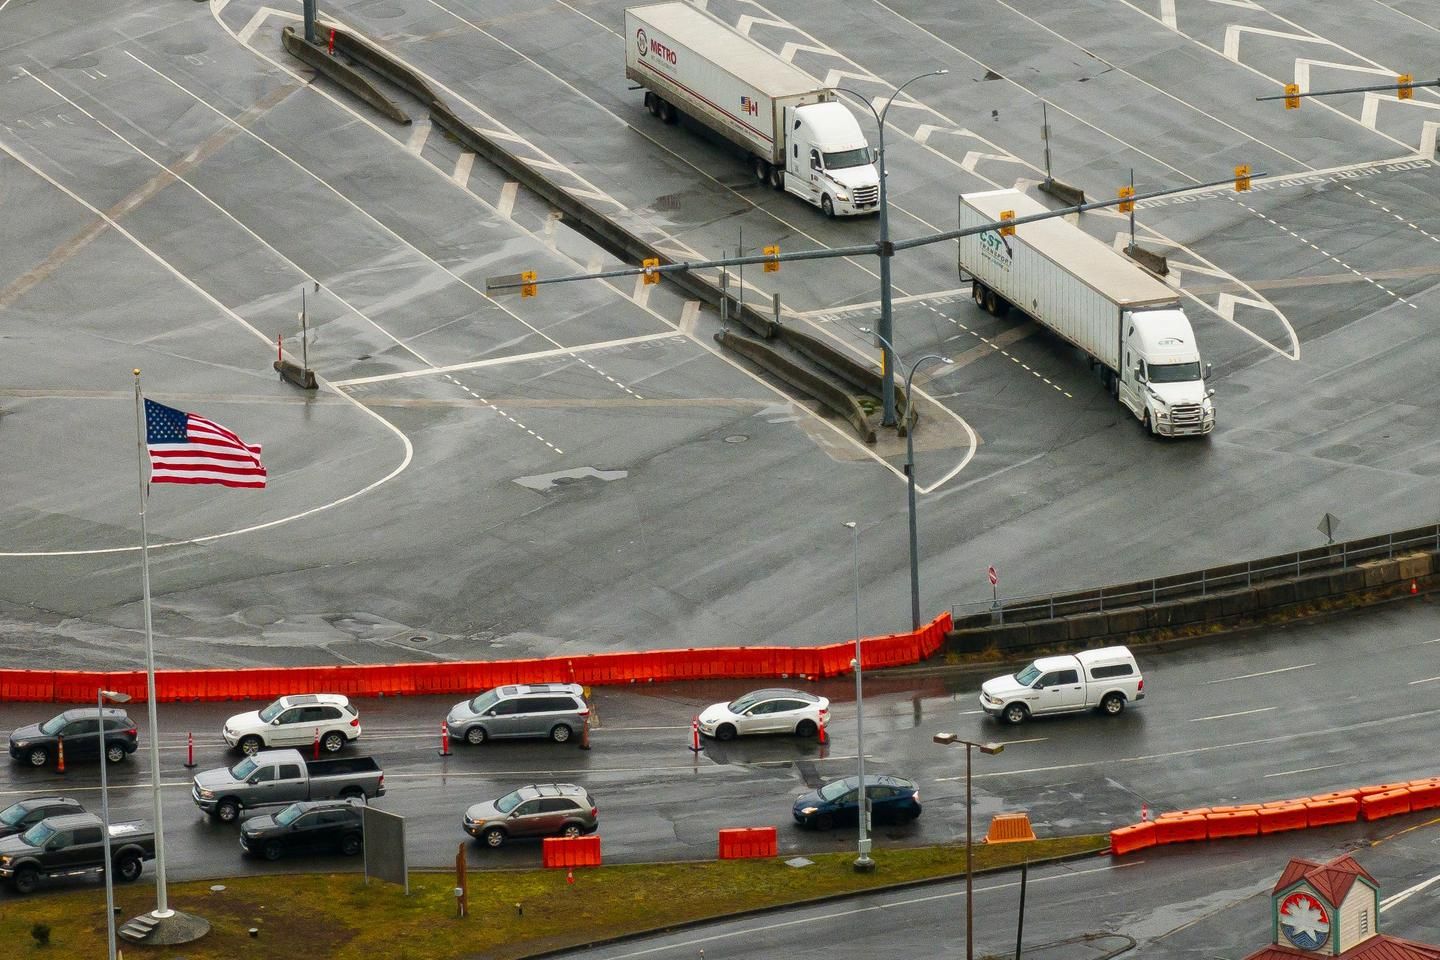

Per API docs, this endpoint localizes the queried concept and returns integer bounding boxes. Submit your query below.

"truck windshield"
[1014,664,1042,686]
[19,822,55,846]
[229,758,258,780]
[1148,361,1202,383]
[275,805,304,826]
[468,690,500,714]
[822,148,870,170]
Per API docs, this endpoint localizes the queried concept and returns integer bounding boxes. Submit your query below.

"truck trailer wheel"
[644,92,660,117]
[973,281,985,307]
[658,99,677,124]
[753,157,770,184]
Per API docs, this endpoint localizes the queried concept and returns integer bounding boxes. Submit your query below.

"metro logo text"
[637,29,678,64]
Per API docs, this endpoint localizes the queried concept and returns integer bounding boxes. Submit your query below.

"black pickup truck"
[0,813,155,894]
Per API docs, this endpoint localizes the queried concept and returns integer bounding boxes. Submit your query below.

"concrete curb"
[280,26,409,125]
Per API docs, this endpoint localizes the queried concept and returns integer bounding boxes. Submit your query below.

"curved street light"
[934,733,1005,960]
[835,68,949,427]
[98,689,133,960]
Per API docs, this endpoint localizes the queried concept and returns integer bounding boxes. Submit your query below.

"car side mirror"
[1032,681,1045,690]
[248,775,263,784]
[271,718,282,726]
[1134,366,1145,383]
[870,147,879,164]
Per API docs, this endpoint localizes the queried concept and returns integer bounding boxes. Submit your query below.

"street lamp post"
[843,520,873,872]
[861,328,951,630]
[98,689,133,960]
[836,69,949,427]
[933,733,1005,960]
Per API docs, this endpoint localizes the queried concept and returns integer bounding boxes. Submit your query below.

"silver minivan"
[445,684,589,745]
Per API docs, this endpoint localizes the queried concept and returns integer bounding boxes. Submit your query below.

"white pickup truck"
[979,646,1144,724]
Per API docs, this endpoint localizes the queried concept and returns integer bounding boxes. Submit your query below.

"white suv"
[224,694,361,755]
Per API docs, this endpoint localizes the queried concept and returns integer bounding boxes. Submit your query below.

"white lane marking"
[1381,871,1440,911]
[1422,638,1440,644]
[1408,676,1440,685]
[1205,663,1315,684]
[678,300,701,337]
[592,861,1141,960]
[235,5,279,46]
[496,180,518,219]
[1263,761,1348,779]
[405,115,431,154]
[451,150,475,185]
[0,130,415,558]
[1190,707,1278,722]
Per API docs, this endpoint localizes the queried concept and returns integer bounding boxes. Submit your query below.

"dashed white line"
[1189,706,1278,722]
[1205,663,1315,684]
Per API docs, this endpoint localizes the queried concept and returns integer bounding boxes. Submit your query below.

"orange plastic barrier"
[718,827,778,859]
[1206,804,1262,814]
[1259,803,1309,834]
[1357,782,1412,797]
[1305,796,1360,826]
[541,835,601,868]
[1307,789,1361,803]
[1154,815,1208,844]
[1360,788,1412,821]
[985,813,1036,843]
[1205,810,1259,839]
[1109,822,1156,855]
[1157,808,1211,819]
[1408,781,1440,812]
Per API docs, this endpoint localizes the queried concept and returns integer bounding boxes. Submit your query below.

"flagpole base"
[119,908,209,946]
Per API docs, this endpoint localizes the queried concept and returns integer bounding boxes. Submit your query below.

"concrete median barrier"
[280,26,409,125]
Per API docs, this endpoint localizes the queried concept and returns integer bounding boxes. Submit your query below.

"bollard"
[313,727,321,760]
[56,735,65,774]
[1141,803,1149,822]
[438,722,452,758]
[689,716,702,753]
[816,717,827,745]
[579,715,591,751]
[184,731,197,770]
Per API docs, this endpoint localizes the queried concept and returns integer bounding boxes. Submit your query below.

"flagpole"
[133,370,171,919]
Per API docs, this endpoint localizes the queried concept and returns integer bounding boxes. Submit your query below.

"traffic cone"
[817,719,827,745]
[438,722,452,757]
[56,735,65,774]
[566,868,575,886]
[184,731,197,769]
[1412,580,1419,595]
[689,716,702,753]
[579,716,591,751]
[313,727,321,760]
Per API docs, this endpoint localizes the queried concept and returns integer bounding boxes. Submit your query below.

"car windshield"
[275,804,304,826]
[822,148,870,170]
[819,779,855,802]
[468,690,500,714]
[1148,361,1202,383]
[19,822,55,846]
[495,790,524,814]
[39,715,67,736]
[1015,664,1042,686]
[229,758,258,780]
[258,700,286,722]
[0,803,29,826]
[727,693,762,713]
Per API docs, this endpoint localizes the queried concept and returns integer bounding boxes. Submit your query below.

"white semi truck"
[624,2,880,217]
[958,189,1216,437]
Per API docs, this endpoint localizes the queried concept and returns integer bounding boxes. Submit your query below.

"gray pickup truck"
[0,813,154,894]
[191,749,385,823]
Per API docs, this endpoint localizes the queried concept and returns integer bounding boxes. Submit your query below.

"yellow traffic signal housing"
[520,270,537,298]
[642,258,660,285]
[1284,83,1300,109]
[999,210,1016,236]
[763,245,779,273]
[1398,74,1413,100]
[1117,186,1135,214]
[1234,164,1252,192]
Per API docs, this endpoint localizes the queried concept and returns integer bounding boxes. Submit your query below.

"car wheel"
[216,799,241,823]
[263,840,284,862]
[716,723,736,742]
[483,827,506,848]
[115,853,143,882]
[26,746,48,767]
[814,813,834,831]
[238,735,263,756]
[1003,703,1028,725]
[1101,693,1126,716]
[549,724,572,744]
[821,195,835,218]
[340,833,362,856]
[905,803,922,821]
[12,866,39,894]
[769,165,784,190]
[795,719,817,738]
[340,787,366,803]
[560,823,583,839]
[105,744,127,764]
[465,726,486,746]
[322,731,346,753]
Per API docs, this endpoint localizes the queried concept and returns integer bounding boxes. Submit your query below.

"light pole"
[98,689,133,960]
[836,69,949,426]
[861,327,951,630]
[934,733,1005,960]
[843,520,873,872]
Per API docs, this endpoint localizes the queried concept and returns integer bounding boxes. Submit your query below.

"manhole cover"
[723,435,748,443]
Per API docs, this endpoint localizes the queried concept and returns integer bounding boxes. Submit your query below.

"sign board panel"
[362,805,408,894]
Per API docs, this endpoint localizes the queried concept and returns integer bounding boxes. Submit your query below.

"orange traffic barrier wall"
[1205,810,1259,839]
[1109,822,1156,855]
[541,835,601,868]
[1408,781,1440,811]
[1305,796,1360,826]
[1259,804,1309,834]
[1154,815,1208,844]
[718,827,778,859]
[1360,788,1412,821]
[1157,808,1210,819]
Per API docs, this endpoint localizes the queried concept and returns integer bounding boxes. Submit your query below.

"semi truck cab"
[1118,310,1216,437]
[782,101,879,217]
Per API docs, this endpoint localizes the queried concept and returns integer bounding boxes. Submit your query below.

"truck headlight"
[0,855,11,865]
[197,788,214,800]
[833,190,850,201]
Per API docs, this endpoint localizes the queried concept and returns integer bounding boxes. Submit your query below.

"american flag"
[143,399,266,488]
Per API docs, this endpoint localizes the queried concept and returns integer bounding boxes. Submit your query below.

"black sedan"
[8,708,138,767]
[239,800,364,861]
[793,774,922,830]
[0,797,84,839]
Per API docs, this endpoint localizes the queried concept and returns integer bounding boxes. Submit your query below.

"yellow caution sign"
[763,244,779,273]
[520,271,537,298]
[642,258,660,285]
[1398,74,1413,100]
[1234,164,1252,192]
[998,209,1015,236]
[1284,83,1300,109]
[1117,186,1135,214]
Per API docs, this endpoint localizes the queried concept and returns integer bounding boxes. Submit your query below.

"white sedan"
[698,689,829,741]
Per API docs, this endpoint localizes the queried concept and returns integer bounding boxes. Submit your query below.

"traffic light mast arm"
[1257,77,1437,101]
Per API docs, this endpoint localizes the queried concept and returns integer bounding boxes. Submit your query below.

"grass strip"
[2,835,1104,960]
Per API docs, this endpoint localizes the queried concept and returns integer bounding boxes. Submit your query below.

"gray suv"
[463,784,597,848]
[445,683,589,745]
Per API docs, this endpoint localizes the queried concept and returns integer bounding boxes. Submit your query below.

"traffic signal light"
[1284,83,1300,109]
[642,258,660,285]
[520,271,537,298]
[999,210,1015,236]
[1398,74,1413,100]
[763,245,779,273]
[1234,164,1252,192]
[1117,186,1135,214]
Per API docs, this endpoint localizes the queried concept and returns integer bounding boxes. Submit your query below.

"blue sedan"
[793,774,921,830]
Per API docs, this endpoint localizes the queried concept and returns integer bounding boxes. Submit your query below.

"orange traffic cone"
[689,716,702,752]
[566,868,575,886]
[1412,580,1419,595]
[817,719,827,745]
[579,716,591,751]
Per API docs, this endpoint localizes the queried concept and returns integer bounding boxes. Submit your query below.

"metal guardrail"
[952,524,1440,625]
